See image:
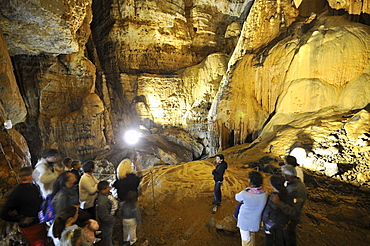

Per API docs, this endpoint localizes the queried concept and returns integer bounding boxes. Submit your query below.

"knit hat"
[281,165,297,177]
[19,166,33,177]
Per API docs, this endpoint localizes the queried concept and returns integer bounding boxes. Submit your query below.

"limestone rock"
[92,0,248,73]
[0,0,92,55]
[0,30,26,124]
[327,0,370,15]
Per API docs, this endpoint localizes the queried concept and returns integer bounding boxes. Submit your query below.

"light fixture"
[2,120,12,130]
[123,130,142,145]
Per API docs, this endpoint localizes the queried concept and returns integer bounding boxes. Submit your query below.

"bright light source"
[3,120,12,130]
[124,130,141,145]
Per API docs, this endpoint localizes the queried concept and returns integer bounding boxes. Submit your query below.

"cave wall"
[0,0,369,169]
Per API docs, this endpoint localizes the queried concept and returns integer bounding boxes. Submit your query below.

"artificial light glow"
[124,130,141,145]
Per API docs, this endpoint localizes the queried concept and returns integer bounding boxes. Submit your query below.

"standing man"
[1,167,47,246]
[271,165,307,246]
[212,154,228,213]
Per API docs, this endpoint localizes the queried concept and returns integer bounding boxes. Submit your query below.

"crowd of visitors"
[1,148,306,246]
[1,149,141,246]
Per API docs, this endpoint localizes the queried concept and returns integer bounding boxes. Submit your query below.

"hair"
[285,155,298,167]
[270,175,288,201]
[117,159,133,179]
[51,172,74,197]
[71,160,81,168]
[63,157,72,165]
[75,209,91,228]
[248,171,263,187]
[82,160,95,173]
[215,154,224,161]
[281,164,297,177]
[41,149,59,158]
[19,166,33,177]
[98,180,109,191]
[53,206,78,239]
[123,191,138,209]
[69,228,82,246]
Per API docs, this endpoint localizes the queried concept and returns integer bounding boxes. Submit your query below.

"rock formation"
[0,0,369,190]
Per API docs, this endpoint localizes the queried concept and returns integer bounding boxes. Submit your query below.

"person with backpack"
[0,167,47,246]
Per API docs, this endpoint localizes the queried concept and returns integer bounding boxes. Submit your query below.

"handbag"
[38,194,55,223]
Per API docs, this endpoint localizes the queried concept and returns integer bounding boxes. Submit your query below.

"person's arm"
[81,176,98,195]
[235,191,244,203]
[39,166,59,187]
[97,196,114,223]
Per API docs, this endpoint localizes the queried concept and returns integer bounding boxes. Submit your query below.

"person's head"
[284,155,298,167]
[281,164,297,181]
[98,180,111,194]
[53,206,79,239]
[117,159,133,179]
[269,175,285,192]
[71,160,82,170]
[124,191,138,208]
[63,157,73,169]
[82,160,95,174]
[215,154,224,164]
[18,166,33,183]
[42,149,59,163]
[52,172,77,196]
[248,171,263,187]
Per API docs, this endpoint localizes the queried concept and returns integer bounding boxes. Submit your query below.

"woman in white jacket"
[235,171,268,246]
[79,160,98,219]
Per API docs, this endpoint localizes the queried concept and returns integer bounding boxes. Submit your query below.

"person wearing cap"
[271,165,307,246]
[0,167,47,246]
[211,154,228,213]
[284,155,304,183]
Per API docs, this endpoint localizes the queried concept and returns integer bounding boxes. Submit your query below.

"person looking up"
[113,159,141,202]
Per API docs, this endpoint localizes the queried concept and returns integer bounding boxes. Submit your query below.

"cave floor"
[107,171,370,246]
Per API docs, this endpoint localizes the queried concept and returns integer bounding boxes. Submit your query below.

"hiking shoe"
[212,206,217,214]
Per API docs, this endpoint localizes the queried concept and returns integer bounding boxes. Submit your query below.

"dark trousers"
[265,227,285,246]
[284,219,299,246]
[100,220,115,246]
[213,181,222,206]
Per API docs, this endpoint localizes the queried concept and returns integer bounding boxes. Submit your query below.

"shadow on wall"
[289,131,315,155]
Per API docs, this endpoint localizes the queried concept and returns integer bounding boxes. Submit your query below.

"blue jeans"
[213,181,223,206]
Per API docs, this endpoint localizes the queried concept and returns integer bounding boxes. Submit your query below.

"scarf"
[245,186,266,194]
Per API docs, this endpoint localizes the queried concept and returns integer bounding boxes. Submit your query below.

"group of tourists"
[0,149,141,246]
[212,154,307,246]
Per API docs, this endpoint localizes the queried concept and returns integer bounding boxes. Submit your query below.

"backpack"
[38,194,55,223]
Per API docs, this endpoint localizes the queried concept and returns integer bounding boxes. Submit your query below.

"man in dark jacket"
[0,167,47,246]
[271,165,307,246]
[212,154,228,213]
